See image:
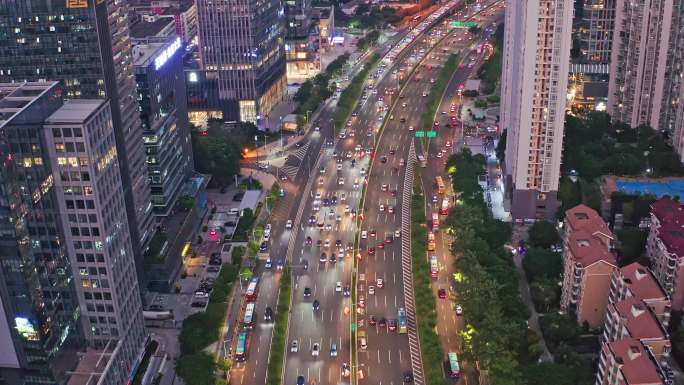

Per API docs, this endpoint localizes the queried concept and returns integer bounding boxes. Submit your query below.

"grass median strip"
[411,187,448,385]
[420,54,459,147]
[177,263,239,385]
[334,53,381,131]
[266,266,292,385]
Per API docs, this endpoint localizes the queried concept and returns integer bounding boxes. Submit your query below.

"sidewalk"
[513,252,554,363]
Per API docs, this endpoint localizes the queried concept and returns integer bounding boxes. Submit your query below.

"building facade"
[44,99,146,385]
[646,198,684,312]
[133,37,193,216]
[195,0,287,123]
[596,339,665,385]
[560,205,617,328]
[0,0,155,285]
[596,263,671,385]
[500,0,574,221]
[582,0,617,64]
[0,82,145,385]
[607,0,684,163]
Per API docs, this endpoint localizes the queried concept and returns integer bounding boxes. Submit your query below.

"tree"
[523,363,576,385]
[616,227,648,266]
[539,312,581,350]
[192,134,240,188]
[527,221,560,249]
[293,80,313,105]
[496,129,507,163]
[530,280,559,313]
[522,248,562,283]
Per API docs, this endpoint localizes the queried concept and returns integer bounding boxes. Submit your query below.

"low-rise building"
[596,338,665,385]
[608,263,671,328]
[646,198,684,312]
[560,204,617,328]
[603,297,670,362]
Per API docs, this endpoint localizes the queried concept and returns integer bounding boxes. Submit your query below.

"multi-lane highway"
[228,2,504,385]
[227,5,460,385]
[356,3,504,385]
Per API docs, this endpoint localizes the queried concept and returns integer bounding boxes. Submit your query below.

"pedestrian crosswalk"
[280,165,299,180]
[289,142,310,161]
[400,141,425,385]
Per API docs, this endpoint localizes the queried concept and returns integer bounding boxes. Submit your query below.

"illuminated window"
[22,158,32,167]
[67,157,78,167]
[55,143,65,152]
[33,157,43,165]
[57,157,67,165]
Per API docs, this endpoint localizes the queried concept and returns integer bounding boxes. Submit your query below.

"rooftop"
[45,100,105,124]
[132,42,167,67]
[0,81,60,128]
[618,263,668,301]
[652,197,684,226]
[567,229,617,267]
[607,338,663,385]
[565,204,613,247]
[130,17,175,39]
[613,297,667,341]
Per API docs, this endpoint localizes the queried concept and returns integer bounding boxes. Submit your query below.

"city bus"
[432,213,439,232]
[245,277,259,302]
[439,197,450,215]
[398,308,408,334]
[235,332,249,362]
[427,232,436,251]
[447,352,461,379]
[430,255,439,278]
[435,176,446,195]
[242,303,256,329]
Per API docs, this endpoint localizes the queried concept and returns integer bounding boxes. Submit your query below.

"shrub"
[266,267,292,385]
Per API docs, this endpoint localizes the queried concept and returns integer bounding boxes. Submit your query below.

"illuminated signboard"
[154,37,182,70]
[15,317,38,341]
[66,0,88,8]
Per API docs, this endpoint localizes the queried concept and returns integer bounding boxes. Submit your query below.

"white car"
[337,164,343,171]
[361,230,368,239]
[338,177,345,185]
[291,340,299,352]
[376,278,384,288]
[456,305,463,315]
[336,282,343,292]
[286,220,293,229]
[194,291,209,299]
[312,343,320,357]
[368,285,375,295]
[340,192,347,201]
[379,204,385,212]
[360,168,366,176]
[395,229,401,238]
[314,126,320,132]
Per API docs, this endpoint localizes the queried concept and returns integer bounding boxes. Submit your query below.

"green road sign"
[450,21,478,28]
[427,131,437,138]
[415,131,425,137]
[351,323,357,331]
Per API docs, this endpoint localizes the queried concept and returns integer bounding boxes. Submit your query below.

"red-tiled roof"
[614,298,666,341]
[619,263,667,301]
[567,229,617,267]
[652,197,684,226]
[565,204,613,246]
[608,338,663,385]
[659,222,684,257]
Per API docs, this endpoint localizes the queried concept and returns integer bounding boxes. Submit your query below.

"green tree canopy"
[527,221,561,249]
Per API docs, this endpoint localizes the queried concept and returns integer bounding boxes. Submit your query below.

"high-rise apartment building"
[500,0,574,221]
[0,0,154,282]
[560,205,617,328]
[596,338,665,385]
[607,0,684,163]
[0,82,145,385]
[195,0,287,123]
[582,0,616,64]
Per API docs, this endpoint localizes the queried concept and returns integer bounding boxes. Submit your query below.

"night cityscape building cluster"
[2,0,684,384]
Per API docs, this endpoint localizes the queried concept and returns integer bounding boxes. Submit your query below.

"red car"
[388,319,397,332]
[438,288,447,299]
[369,315,377,326]
[368,247,376,256]
[377,243,385,249]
